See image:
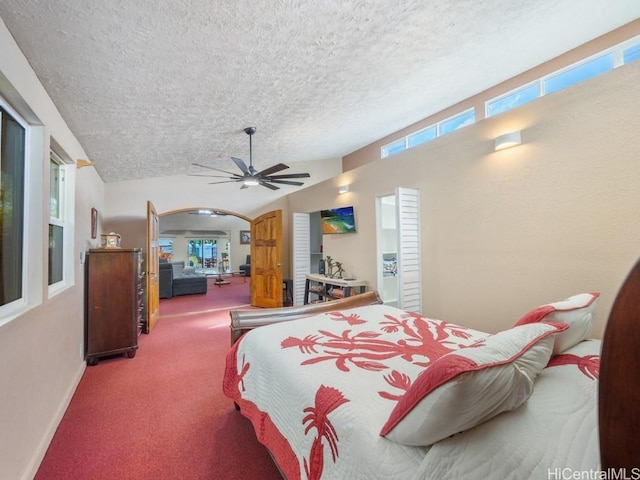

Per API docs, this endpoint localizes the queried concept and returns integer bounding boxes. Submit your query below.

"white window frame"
[408,125,437,148]
[614,34,640,67]
[48,143,75,298]
[485,35,640,118]
[0,95,41,325]
[381,109,475,159]
[437,108,476,136]
[541,51,614,96]
[485,81,540,119]
[381,138,407,159]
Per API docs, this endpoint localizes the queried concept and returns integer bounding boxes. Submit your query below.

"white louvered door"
[292,212,311,306]
[396,187,422,312]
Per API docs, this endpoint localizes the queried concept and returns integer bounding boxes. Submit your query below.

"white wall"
[287,62,640,338]
[0,18,103,479]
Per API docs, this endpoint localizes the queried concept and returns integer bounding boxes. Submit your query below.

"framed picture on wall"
[91,207,98,239]
[240,230,251,244]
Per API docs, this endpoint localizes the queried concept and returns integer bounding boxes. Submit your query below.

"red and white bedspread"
[222,304,601,480]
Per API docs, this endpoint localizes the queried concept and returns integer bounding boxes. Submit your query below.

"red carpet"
[159,276,252,317]
[35,277,282,479]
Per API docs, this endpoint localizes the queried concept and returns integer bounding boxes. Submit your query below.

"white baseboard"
[22,361,86,480]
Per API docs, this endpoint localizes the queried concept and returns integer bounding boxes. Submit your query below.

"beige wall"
[0,18,103,479]
[288,61,640,338]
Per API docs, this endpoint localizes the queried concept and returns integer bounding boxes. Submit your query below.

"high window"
[486,37,640,118]
[381,35,640,159]
[623,43,640,63]
[543,53,614,95]
[486,83,539,118]
[382,109,476,159]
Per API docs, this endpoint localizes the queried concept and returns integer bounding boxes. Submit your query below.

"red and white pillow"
[380,322,567,446]
[514,292,599,354]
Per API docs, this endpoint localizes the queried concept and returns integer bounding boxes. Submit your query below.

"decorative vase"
[100,232,121,249]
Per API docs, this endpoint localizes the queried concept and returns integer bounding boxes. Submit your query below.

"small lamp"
[494,131,522,151]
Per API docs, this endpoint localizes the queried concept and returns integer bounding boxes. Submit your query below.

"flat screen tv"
[320,206,356,234]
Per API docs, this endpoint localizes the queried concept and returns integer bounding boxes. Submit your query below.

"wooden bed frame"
[598,258,640,470]
[229,290,383,344]
[230,261,640,471]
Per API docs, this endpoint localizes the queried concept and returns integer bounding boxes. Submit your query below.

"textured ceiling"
[1,1,639,183]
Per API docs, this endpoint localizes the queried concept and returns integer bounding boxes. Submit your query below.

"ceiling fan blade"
[207,179,244,185]
[257,163,289,176]
[188,173,244,179]
[191,162,240,177]
[231,157,251,175]
[267,173,311,179]
[259,181,280,190]
[266,179,305,186]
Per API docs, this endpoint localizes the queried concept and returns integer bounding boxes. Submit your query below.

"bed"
[223,261,640,479]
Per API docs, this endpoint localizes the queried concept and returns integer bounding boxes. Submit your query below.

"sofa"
[159,260,208,298]
[239,255,251,277]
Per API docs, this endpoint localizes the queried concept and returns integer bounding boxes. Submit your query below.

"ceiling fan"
[191,127,311,190]
[187,209,228,217]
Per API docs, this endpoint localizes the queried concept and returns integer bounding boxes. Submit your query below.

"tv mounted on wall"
[320,206,356,234]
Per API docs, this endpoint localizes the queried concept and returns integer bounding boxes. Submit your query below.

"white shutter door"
[396,187,421,312]
[292,213,311,306]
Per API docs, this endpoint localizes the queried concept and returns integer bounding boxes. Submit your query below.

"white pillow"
[514,292,599,354]
[379,322,567,446]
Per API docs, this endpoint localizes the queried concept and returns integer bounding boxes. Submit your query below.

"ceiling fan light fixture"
[189,126,310,190]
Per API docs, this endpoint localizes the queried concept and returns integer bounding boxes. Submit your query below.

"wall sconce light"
[494,131,522,151]
[338,184,350,194]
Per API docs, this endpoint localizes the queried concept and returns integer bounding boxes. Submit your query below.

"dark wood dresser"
[85,248,142,365]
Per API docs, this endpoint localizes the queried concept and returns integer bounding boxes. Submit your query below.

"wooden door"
[250,210,283,308]
[145,201,160,333]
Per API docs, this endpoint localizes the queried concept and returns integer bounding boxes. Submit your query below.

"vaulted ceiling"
[1,1,638,183]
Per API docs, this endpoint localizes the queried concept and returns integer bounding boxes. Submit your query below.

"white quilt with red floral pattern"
[222,304,601,480]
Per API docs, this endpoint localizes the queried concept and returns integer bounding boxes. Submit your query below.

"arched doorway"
[158,207,251,273]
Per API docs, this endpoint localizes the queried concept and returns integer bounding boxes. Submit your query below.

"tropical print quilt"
[222,304,600,480]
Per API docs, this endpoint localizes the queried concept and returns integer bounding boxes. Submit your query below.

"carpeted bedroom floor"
[35,276,282,479]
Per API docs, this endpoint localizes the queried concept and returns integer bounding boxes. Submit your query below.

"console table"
[304,273,367,304]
